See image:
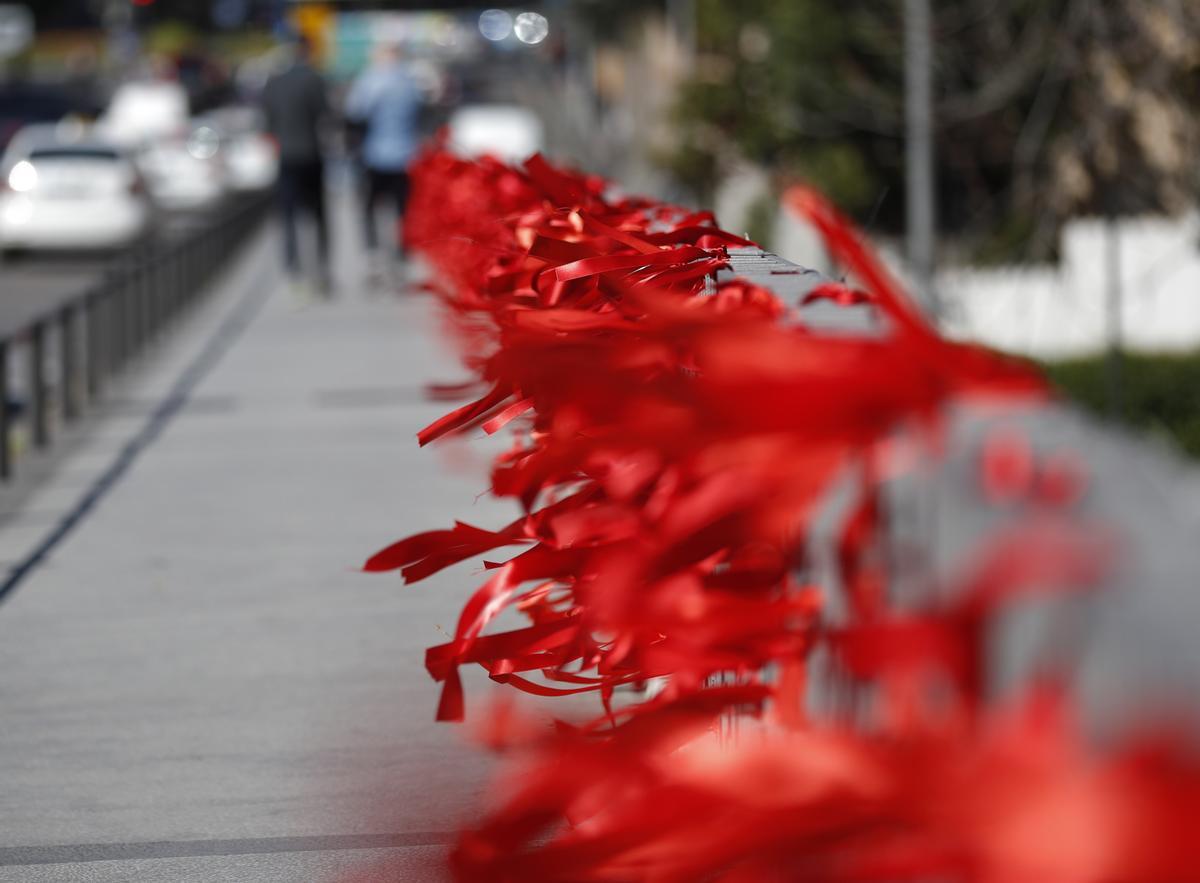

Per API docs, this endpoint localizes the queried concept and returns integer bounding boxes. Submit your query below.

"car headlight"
[7,160,37,193]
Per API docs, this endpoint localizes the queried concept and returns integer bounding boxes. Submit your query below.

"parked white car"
[447,104,544,164]
[100,79,189,148]
[195,107,277,192]
[0,123,152,255]
[136,122,228,212]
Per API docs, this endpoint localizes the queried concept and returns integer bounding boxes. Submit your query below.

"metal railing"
[0,193,271,482]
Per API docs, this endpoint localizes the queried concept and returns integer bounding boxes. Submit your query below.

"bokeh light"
[514,12,550,45]
[186,126,220,160]
[478,9,514,42]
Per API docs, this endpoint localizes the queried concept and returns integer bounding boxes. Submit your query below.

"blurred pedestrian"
[261,36,332,293]
[345,42,421,282]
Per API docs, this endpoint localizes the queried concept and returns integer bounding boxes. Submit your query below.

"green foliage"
[742,192,777,249]
[655,137,722,206]
[783,142,879,214]
[971,211,1043,266]
[1043,352,1200,458]
[663,0,1200,260]
[144,22,199,57]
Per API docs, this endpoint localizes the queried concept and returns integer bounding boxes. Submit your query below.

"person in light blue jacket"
[345,43,421,269]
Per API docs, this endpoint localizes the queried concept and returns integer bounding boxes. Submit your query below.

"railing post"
[87,290,104,401]
[0,341,9,481]
[0,192,267,480]
[109,271,125,373]
[60,305,81,422]
[141,253,154,344]
[199,230,210,288]
[167,247,177,320]
[30,322,48,449]
[118,261,134,368]
[177,242,188,311]
[164,250,178,325]
[180,241,191,306]
[128,263,142,362]
[132,253,145,350]
[149,250,162,337]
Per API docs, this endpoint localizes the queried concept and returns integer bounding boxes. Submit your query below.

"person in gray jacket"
[261,36,332,291]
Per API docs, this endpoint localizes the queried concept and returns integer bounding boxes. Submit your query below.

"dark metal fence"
[0,193,271,482]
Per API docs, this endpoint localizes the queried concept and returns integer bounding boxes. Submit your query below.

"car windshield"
[29,146,119,161]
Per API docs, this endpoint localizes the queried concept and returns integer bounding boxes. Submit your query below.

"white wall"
[773,208,1200,360]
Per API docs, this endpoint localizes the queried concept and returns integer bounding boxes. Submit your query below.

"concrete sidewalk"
[0,201,508,881]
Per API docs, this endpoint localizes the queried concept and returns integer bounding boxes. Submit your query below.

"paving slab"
[0,197,510,881]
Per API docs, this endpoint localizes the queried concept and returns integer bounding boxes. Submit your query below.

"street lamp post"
[904,0,938,318]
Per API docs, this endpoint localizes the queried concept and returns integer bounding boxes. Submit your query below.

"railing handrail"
[0,191,273,482]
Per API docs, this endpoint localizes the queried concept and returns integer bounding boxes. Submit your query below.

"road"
[0,258,106,335]
[0,207,230,338]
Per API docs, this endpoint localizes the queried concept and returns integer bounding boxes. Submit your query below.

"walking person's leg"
[276,164,302,277]
[391,170,411,262]
[363,168,382,254]
[307,161,332,293]
[380,170,412,287]
[363,168,391,285]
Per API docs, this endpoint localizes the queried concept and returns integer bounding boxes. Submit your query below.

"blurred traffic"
[0,2,574,272]
[0,121,151,255]
[0,1,563,453]
[1,60,276,259]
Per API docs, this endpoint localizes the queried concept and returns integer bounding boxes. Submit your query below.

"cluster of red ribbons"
[364,146,1200,881]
